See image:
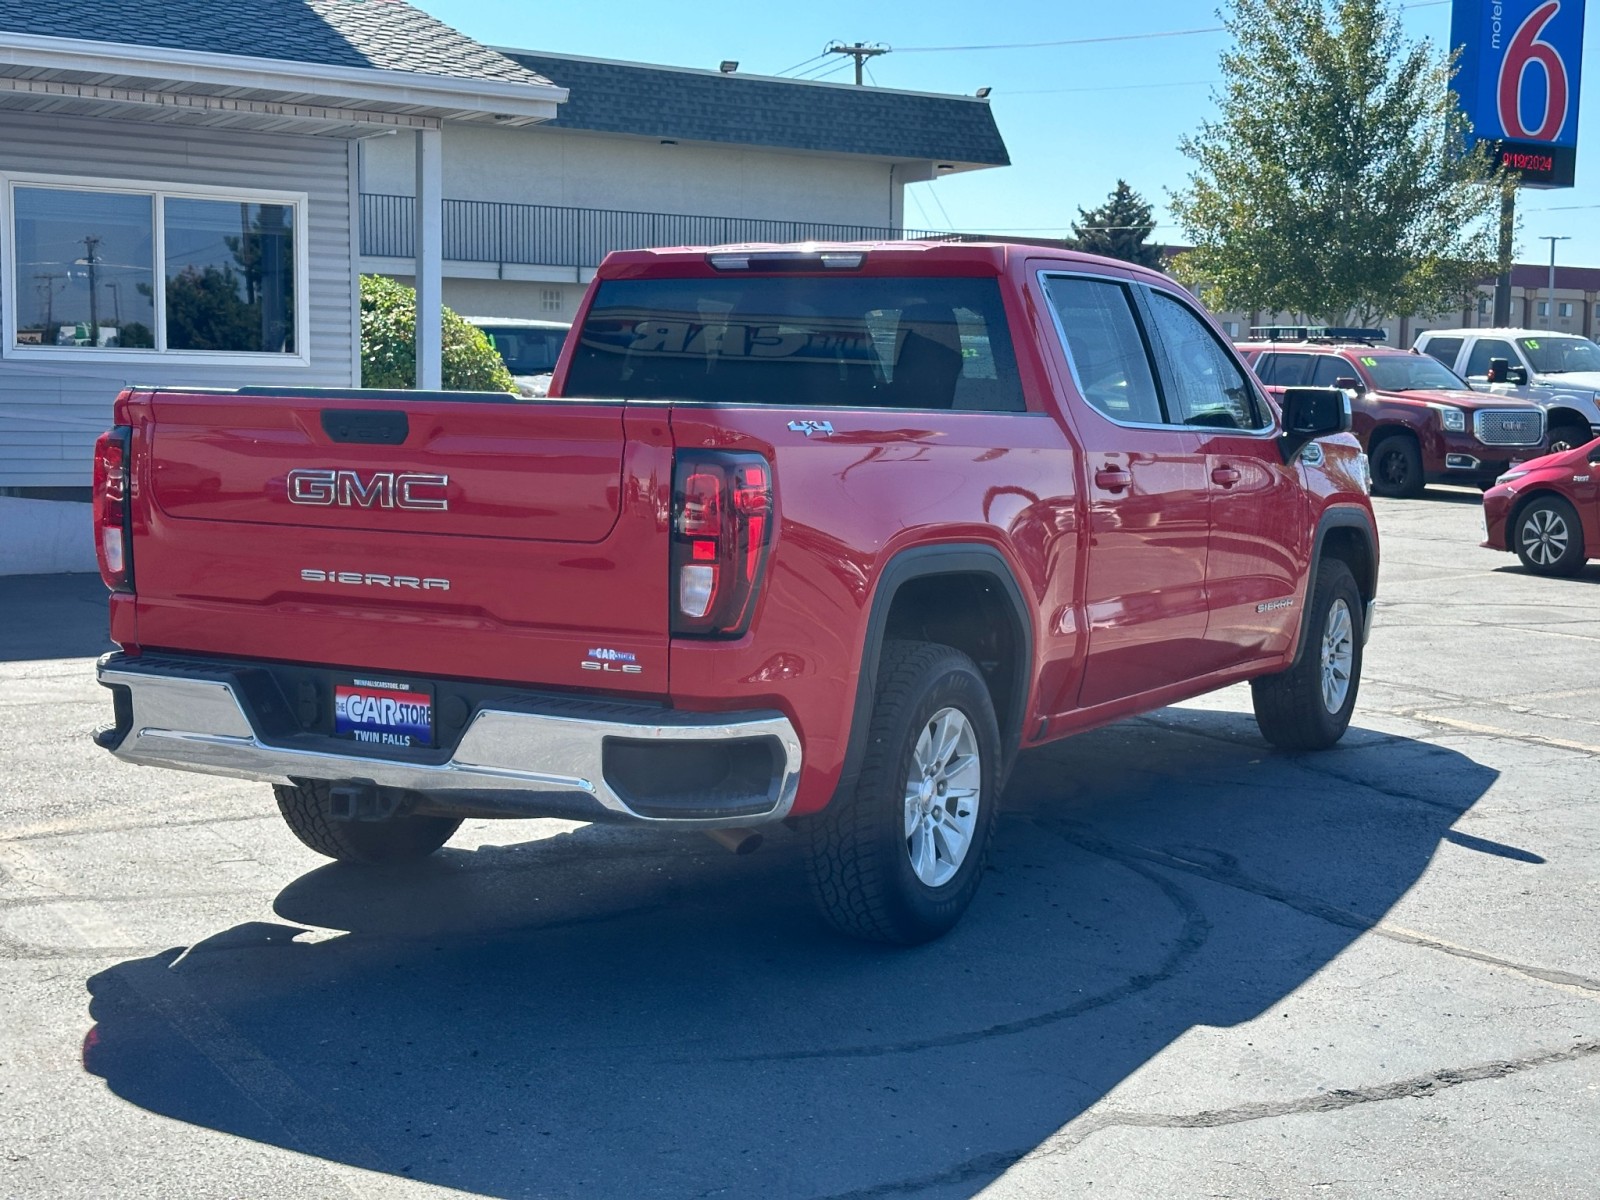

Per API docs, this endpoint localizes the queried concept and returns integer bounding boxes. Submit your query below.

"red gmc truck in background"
[93,242,1378,943]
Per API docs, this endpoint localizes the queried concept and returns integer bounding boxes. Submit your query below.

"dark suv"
[1236,334,1546,496]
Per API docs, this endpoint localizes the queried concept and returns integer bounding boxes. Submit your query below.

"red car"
[1236,334,1546,497]
[1482,437,1600,575]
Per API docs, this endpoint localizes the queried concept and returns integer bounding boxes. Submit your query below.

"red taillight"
[93,426,133,592]
[671,452,773,637]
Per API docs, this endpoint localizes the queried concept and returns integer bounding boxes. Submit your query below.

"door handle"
[1095,466,1133,493]
[1211,465,1242,488]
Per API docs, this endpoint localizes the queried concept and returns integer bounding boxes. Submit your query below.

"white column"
[414,126,443,390]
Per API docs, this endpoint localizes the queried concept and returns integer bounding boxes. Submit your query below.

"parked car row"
[1233,329,1546,497]
[1231,325,1599,580]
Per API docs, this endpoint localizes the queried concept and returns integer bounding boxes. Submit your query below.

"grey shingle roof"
[502,51,1009,166]
[0,0,553,86]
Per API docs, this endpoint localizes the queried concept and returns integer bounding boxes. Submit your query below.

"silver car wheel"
[1320,599,1355,715]
[903,707,981,888]
[1521,508,1570,566]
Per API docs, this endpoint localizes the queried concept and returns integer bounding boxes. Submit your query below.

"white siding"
[362,125,898,227]
[0,113,358,488]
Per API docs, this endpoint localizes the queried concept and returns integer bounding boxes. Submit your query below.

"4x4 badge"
[787,420,834,438]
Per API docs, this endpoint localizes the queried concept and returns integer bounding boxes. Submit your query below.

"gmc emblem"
[286,469,449,511]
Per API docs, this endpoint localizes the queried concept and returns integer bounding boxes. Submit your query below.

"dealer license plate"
[333,678,433,748]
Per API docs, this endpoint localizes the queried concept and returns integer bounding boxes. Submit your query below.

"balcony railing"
[360,193,952,268]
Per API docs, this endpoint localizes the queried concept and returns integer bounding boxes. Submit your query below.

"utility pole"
[1493,178,1515,326]
[81,235,101,345]
[1539,234,1570,328]
[33,272,62,335]
[825,42,889,85]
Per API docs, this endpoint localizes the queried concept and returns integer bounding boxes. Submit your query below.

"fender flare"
[835,544,1034,800]
[1294,506,1380,666]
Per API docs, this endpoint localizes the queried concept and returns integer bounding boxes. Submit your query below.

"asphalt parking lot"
[2,491,1597,1199]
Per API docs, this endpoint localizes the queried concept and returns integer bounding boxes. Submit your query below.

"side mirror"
[1333,376,1362,394]
[1486,357,1509,383]
[1279,386,1351,463]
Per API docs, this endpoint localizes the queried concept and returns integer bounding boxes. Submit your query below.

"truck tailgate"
[128,390,671,694]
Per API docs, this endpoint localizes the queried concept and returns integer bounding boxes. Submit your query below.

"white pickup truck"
[1413,328,1600,452]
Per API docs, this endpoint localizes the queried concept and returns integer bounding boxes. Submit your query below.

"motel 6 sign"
[1451,0,1587,187]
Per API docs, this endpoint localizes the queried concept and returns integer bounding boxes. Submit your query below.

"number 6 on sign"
[1498,1,1569,142]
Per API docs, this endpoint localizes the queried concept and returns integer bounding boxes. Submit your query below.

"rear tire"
[803,640,1001,945]
[1513,495,1587,577]
[1369,434,1424,498]
[274,781,460,864]
[1251,560,1364,751]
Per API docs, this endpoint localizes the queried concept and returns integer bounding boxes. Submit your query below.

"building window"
[1537,300,1549,317]
[1477,296,1490,316]
[1558,301,1573,318]
[540,288,563,314]
[6,177,305,359]
[1222,320,1239,336]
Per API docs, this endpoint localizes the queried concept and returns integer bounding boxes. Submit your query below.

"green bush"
[359,274,515,393]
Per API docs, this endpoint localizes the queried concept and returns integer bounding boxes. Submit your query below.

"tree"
[1071,181,1163,268]
[1169,0,1503,325]
[359,274,515,393]
[164,264,259,351]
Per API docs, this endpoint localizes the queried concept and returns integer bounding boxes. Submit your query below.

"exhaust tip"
[705,827,764,856]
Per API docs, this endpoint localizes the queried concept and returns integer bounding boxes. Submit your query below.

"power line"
[896,26,1224,54]
[893,0,1449,55]
[774,50,830,77]
[794,52,854,80]
[796,58,854,82]
[1003,78,1217,96]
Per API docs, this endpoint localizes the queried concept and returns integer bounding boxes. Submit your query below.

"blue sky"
[421,0,1600,271]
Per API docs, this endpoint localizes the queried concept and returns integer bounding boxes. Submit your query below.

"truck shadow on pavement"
[83,710,1499,1199]
[0,573,111,661]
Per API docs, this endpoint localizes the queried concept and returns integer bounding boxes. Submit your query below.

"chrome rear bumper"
[96,654,802,827]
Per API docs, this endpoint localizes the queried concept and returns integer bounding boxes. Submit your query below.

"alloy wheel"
[1521,508,1570,566]
[1320,598,1355,714]
[903,707,982,888]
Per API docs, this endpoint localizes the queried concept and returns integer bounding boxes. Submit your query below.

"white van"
[1414,328,1600,451]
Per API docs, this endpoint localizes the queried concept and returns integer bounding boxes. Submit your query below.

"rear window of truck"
[562,276,1025,411]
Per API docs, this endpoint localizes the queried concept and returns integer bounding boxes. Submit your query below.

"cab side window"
[1253,353,1312,386]
[1308,355,1351,387]
[1465,338,1516,378]
[1042,275,1164,425]
[1145,291,1270,430]
[1419,336,1462,369]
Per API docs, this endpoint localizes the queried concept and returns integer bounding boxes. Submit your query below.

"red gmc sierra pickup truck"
[93,241,1378,943]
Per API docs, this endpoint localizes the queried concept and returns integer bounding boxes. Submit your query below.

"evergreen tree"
[1071,181,1163,268]
[1170,0,1501,325]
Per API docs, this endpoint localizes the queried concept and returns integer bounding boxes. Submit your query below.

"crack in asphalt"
[1040,820,1600,998]
[808,1041,1600,1199]
[1023,1039,1600,1156]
